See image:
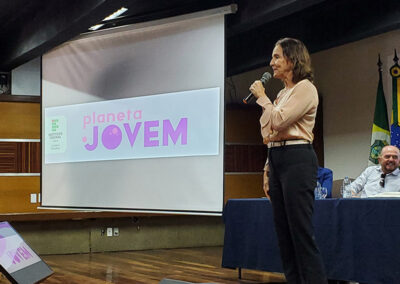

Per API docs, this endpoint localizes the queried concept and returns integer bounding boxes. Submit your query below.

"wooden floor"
[1,247,286,284]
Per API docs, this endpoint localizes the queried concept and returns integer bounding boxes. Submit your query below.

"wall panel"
[224,144,267,172]
[0,142,40,173]
[0,102,40,139]
[224,173,264,202]
[0,176,40,213]
[224,106,267,201]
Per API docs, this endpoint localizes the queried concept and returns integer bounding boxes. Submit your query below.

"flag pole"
[378,54,382,72]
[390,48,400,147]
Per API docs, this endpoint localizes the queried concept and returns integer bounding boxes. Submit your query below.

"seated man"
[349,145,400,197]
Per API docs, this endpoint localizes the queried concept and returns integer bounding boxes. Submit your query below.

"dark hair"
[275,38,313,83]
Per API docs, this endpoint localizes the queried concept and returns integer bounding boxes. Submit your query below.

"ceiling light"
[88,24,104,31]
[89,7,128,31]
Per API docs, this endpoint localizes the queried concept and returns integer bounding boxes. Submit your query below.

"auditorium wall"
[229,29,400,181]
[11,216,224,254]
[312,29,400,180]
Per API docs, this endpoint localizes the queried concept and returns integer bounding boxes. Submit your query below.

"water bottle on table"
[320,186,328,198]
[315,181,322,199]
[341,176,352,198]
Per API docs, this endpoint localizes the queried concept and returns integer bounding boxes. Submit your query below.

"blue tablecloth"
[222,198,400,284]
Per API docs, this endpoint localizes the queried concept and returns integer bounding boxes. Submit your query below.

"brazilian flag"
[391,51,400,148]
[369,56,389,165]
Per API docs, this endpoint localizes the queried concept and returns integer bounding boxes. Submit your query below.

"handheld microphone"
[243,72,272,104]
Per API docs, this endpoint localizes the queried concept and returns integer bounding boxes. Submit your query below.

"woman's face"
[270,44,293,81]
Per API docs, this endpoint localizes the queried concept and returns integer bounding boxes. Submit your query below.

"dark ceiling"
[1,0,400,76]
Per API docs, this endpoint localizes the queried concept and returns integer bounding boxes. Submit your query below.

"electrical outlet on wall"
[113,227,119,236]
[106,227,113,237]
[30,193,37,203]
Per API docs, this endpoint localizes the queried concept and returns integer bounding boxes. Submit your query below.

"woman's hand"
[263,164,270,199]
[249,80,266,99]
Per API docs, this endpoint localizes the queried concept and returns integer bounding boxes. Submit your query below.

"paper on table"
[371,192,400,198]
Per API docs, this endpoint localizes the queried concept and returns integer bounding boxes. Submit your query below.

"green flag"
[369,55,390,165]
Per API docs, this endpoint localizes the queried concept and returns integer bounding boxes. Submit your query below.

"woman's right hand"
[249,80,266,99]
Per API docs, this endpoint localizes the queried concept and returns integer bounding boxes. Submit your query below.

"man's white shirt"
[349,166,400,198]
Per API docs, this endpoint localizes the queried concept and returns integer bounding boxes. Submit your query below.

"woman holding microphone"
[250,38,327,284]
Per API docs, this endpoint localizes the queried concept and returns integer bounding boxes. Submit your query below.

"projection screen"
[41,7,229,215]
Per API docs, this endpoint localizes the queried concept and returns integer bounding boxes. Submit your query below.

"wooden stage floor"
[1,247,286,284]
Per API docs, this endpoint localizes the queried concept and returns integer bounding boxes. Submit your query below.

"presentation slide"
[45,88,219,164]
[41,11,225,214]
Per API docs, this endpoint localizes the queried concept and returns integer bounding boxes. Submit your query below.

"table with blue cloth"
[222,198,400,284]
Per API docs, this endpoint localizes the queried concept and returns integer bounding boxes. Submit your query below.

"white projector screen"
[41,9,226,215]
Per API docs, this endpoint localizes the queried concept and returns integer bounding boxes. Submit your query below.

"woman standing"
[250,38,327,284]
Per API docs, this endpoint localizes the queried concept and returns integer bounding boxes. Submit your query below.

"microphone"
[243,72,272,104]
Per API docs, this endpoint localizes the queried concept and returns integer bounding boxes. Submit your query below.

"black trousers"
[268,144,327,284]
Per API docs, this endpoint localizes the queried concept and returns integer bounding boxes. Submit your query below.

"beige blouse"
[255,79,318,144]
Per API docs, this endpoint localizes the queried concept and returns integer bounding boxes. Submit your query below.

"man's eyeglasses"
[380,173,386,187]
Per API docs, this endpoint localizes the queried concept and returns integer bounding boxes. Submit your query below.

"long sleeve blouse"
[255,79,318,144]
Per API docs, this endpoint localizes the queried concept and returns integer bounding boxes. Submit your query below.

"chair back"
[331,178,354,198]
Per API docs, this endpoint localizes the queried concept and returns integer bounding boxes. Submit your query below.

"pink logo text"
[84,118,188,151]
